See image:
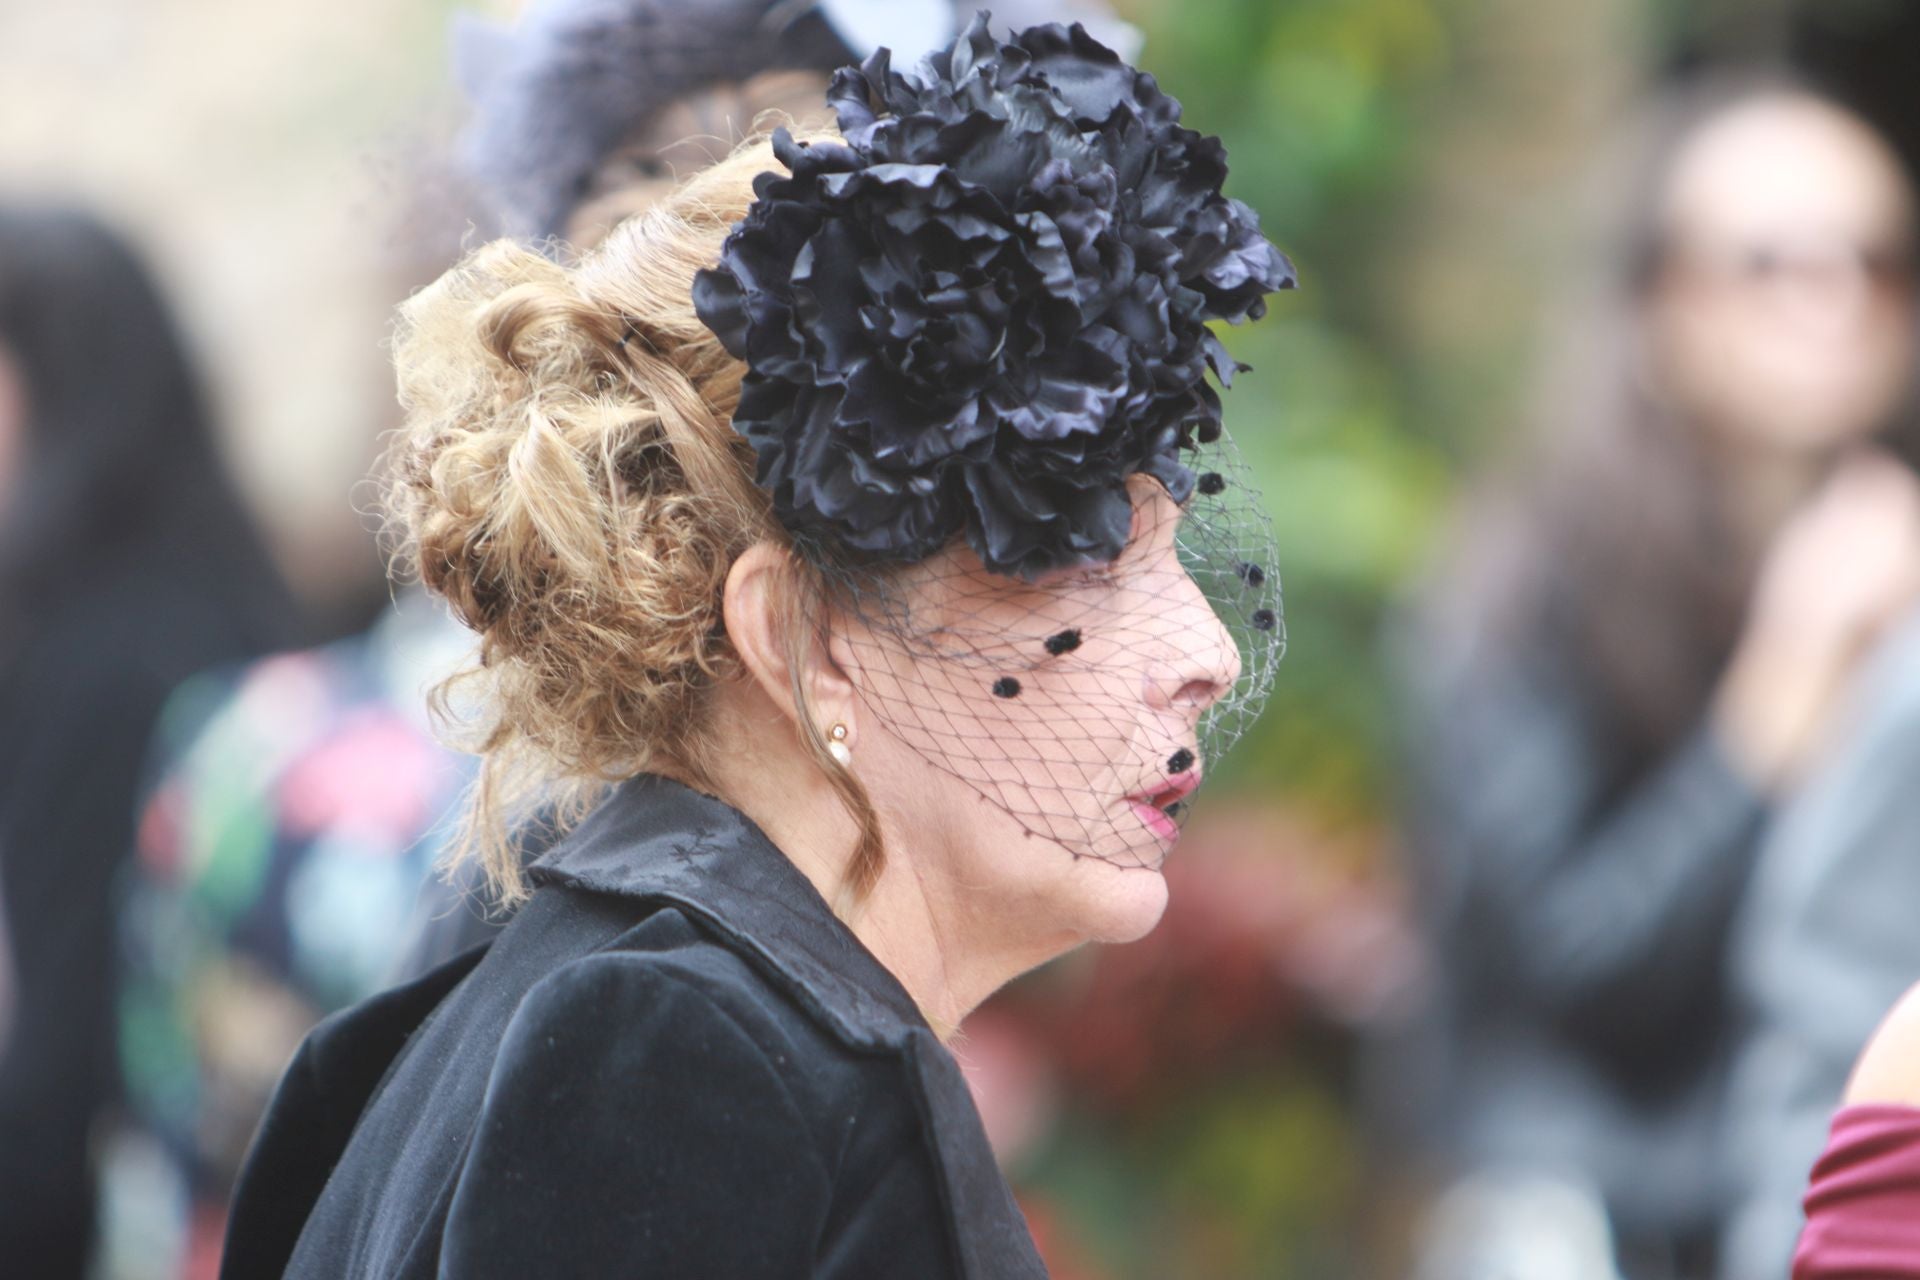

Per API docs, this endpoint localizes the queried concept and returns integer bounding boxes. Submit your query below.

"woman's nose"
[1139,566,1244,715]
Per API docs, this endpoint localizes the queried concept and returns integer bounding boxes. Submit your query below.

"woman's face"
[1648,94,1917,454]
[837,474,1243,945]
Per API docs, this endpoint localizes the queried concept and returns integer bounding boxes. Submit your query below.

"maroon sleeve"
[1794,1103,1920,1278]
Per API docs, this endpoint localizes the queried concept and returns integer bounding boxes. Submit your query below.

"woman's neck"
[703,718,1048,1042]
[767,793,1060,1041]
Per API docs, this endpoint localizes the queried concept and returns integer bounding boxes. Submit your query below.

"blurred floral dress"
[100,593,476,1280]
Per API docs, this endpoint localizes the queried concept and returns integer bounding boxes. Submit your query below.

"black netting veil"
[808,431,1282,870]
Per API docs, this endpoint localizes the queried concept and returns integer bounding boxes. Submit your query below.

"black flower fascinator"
[693,12,1295,577]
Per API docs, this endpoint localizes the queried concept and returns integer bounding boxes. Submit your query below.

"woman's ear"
[722,542,858,742]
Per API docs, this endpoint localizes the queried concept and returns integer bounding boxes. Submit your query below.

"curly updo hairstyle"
[385,129,882,909]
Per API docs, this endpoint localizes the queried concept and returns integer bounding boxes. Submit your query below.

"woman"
[1387,81,1920,1276]
[112,7,1147,1275]
[220,18,1293,1277]
[0,209,296,1277]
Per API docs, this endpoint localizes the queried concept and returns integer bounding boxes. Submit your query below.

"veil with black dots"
[809,431,1283,871]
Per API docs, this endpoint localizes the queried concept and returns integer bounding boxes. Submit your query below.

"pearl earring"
[827,722,852,766]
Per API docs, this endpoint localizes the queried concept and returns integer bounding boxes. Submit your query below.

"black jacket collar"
[527,772,929,1049]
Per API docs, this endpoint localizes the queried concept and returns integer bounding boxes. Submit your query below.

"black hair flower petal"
[693,11,1295,577]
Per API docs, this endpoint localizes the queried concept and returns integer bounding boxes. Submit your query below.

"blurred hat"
[455,0,1140,240]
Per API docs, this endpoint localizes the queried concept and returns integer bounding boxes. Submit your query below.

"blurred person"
[0,209,296,1279]
[1381,80,1920,1280]
[1791,980,1920,1276]
[458,0,1137,249]
[103,4,1141,1277]
[218,17,1294,1277]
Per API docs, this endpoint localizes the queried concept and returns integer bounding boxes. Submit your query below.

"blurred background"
[9,1,1920,1277]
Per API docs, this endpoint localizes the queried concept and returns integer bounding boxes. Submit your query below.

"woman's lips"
[1130,799,1182,843]
[1127,767,1200,844]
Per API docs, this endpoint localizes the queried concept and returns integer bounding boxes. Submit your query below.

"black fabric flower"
[693,12,1295,577]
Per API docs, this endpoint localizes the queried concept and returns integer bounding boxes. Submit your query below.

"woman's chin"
[1074,857,1171,945]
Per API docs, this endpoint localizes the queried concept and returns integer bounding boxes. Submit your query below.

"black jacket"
[1379,600,1767,1245]
[221,775,1047,1279]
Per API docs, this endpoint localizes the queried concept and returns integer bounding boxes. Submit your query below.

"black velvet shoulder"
[441,941,945,1277]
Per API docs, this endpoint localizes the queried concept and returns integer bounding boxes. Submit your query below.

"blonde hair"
[384,130,884,909]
